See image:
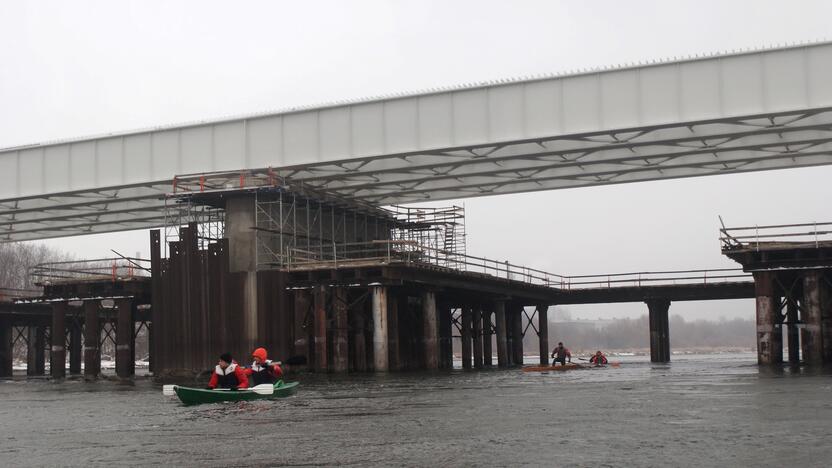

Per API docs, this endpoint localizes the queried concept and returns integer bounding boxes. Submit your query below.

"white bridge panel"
[2,41,832,240]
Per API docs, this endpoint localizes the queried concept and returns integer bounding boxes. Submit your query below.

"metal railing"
[283,240,752,289]
[720,221,832,251]
[31,257,152,284]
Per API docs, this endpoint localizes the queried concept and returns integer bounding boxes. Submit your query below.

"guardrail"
[284,240,752,289]
[31,257,151,284]
[720,221,832,250]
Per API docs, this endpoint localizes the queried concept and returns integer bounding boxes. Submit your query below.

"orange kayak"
[522,363,585,372]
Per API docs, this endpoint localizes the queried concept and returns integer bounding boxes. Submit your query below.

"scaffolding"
[390,205,466,269]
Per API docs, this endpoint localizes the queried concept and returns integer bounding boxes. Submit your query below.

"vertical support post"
[69,318,82,375]
[786,298,800,363]
[461,307,472,370]
[646,298,671,363]
[84,301,101,378]
[0,316,11,378]
[822,274,832,363]
[753,272,782,365]
[511,305,524,366]
[332,287,349,373]
[313,286,327,372]
[27,326,46,376]
[353,302,367,372]
[116,299,134,378]
[386,291,400,371]
[422,291,438,370]
[438,303,453,369]
[472,305,483,369]
[482,308,493,367]
[495,300,508,368]
[537,305,549,366]
[293,289,311,363]
[150,229,162,374]
[802,271,824,365]
[372,286,389,372]
[51,302,66,379]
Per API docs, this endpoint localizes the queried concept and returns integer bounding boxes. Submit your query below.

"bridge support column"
[753,272,782,365]
[352,301,368,372]
[647,298,671,363]
[537,305,549,366]
[386,292,401,371]
[372,286,389,372]
[482,308,493,367]
[438,303,453,369]
[293,289,311,365]
[51,303,66,379]
[495,300,508,368]
[510,305,524,366]
[83,300,101,379]
[27,326,46,376]
[786,298,800,363]
[69,319,82,375]
[313,286,328,372]
[473,305,483,369]
[422,291,438,370]
[331,287,349,373]
[225,196,259,355]
[116,299,134,379]
[822,274,832,363]
[0,317,11,378]
[802,271,824,364]
[461,307,472,369]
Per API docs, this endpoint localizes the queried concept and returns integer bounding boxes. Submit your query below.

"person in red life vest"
[244,347,283,386]
[550,342,572,366]
[207,353,249,390]
[589,350,608,366]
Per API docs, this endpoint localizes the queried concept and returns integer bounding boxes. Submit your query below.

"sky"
[2,0,832,320]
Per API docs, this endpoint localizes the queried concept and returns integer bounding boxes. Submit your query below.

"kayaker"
[550,342,571,366]
[244,347,284,386]
[589,350,608,366]
[207,353,249,390]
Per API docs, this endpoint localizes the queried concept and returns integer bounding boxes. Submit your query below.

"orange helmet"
[252,347,268,362]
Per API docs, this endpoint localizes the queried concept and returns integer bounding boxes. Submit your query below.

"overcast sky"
[3,0,832,320]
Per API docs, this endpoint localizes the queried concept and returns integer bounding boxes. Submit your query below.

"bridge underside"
[2,41,832,241]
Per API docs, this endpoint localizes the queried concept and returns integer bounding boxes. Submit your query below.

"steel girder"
[281,107,832,204]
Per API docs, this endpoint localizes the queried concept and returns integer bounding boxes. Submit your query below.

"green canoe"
[174,380,299,406]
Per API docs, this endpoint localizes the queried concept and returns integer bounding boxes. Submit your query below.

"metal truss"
[279,107,832,204]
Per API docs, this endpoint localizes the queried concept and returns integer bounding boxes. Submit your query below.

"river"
[1,354,831,467]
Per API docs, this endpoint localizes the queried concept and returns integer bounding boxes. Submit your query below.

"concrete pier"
[802,271,824,364]
[83,301,101,378]
[313,287,327,372]
[69,320,82,375]
[473,306,483,369]
[51,303,66,379]
[332,287,349,373]
[372,286,389,372]
[422,291,438,370]
[494,301,508,368]
[786,298,800,363]
[753,272,782,365]
[510,305,524,366]
[26,326,46,376]
[116,299,134,378]
[0,317,10,378]
[482,308,492,367]
[387,292,401,371]
[647,298,671,363]
[461,307,472,369]
[537,305,549,366]
[438,304,453,369]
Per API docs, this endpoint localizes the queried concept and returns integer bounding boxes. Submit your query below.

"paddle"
[163,383,275,396]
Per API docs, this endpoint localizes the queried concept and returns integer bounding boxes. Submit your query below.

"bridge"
[1,41,832,240]
[2,41,832,378]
